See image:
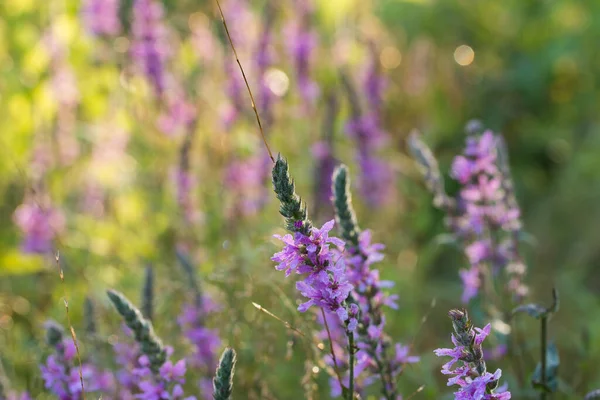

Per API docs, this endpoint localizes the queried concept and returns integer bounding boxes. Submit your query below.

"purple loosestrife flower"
[224,154,270,218]
[131,0,170,96]
[341,70,392,207]
[220,0,256,129]
[434,309,511,400]
[363,43,388,117]
[158,96,196,138]
[81,0,121,36]
[272,220,358,328]
[113,328,141,399]
[172,131,201,223]
[272,156,357,331]
[255,6,276,127]
[285,0,319,108]
[43,31,80,166]
[178,297,221,377]
[312,93,339,219]
[13,200,65,254]
[331,165,418,399]
[132,353,197,400]
[410,124,528,303]
[40,321,113,400]
[449,129,527,302]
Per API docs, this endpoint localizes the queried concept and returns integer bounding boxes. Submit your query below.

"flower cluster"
[158,97,196,137]
[410,124,527,304]
[225,154,271,217]
[255,6,276,127]
[330,165,418,398]
[179,298,222,399]
[272,220,357,329]
[449,128,527,302]
[13,201,65,254]
[434,309,511,400]
[131,0,170,96]
[81,0,121,36]
[40,321,113,400]
[342,54,392,207]
[131,352,196,400]
[285,0,319,108]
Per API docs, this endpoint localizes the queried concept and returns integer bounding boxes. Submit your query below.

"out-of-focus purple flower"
[41,336,113,400]
[178,297,221,371]
[225,154,270,218]
[255,8,276,126]
[81,0,121,36]
[363,43,388,115]
[447,129,527,302]
[133,355,197,400]
[272,220,358,330]
[312,140,336,212]
[220,0,256,129]
[158,97,195,138]
[43,30,80,166]
[343,87,392,207]
[285,0,319,108]
[13,201,65,254]
[131,0,170,96]
[114,328,196,400]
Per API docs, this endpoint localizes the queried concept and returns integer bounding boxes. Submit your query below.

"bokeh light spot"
[380,46,402,69]
[454,45,475,66]
[265,68,289,97]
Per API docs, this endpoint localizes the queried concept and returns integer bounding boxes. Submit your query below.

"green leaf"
[512,288,559,319]
[512,303,548,319]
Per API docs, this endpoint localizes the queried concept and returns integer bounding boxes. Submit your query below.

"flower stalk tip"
[213,347,237,400]
[106,289,166,372]
[272,154,312,235]
[332,164,360,246]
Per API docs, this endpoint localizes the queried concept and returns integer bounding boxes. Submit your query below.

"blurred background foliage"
[0,0,599,398]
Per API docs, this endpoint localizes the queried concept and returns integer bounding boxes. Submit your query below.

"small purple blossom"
[272,220,358,330]
[13,200,65,254]
[178,298,221,371]
[445,128,528,302]
[40,337,113,400]
[158,97,195,138]
[332,229,417,398]
[131,0,170,96]
[285,0,319,108]
[81,0,121,36]
[435,309,511,400]
[344,113,392,207]
[225,153,271,218]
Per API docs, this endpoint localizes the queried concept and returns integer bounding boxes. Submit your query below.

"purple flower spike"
[81,0,121,36]
[272,220,357,330]
[285,0,319,109]
[413,123,528,303]
[13,201,65,254]
[131,0,170,96]
[435,309,511,400]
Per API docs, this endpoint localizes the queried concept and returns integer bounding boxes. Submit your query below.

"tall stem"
[540,316,548,400]
[347,330,355,400]
[321,308,344,390]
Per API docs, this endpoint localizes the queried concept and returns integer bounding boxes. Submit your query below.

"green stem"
[348,330,355,400]
[540,316,548,400]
